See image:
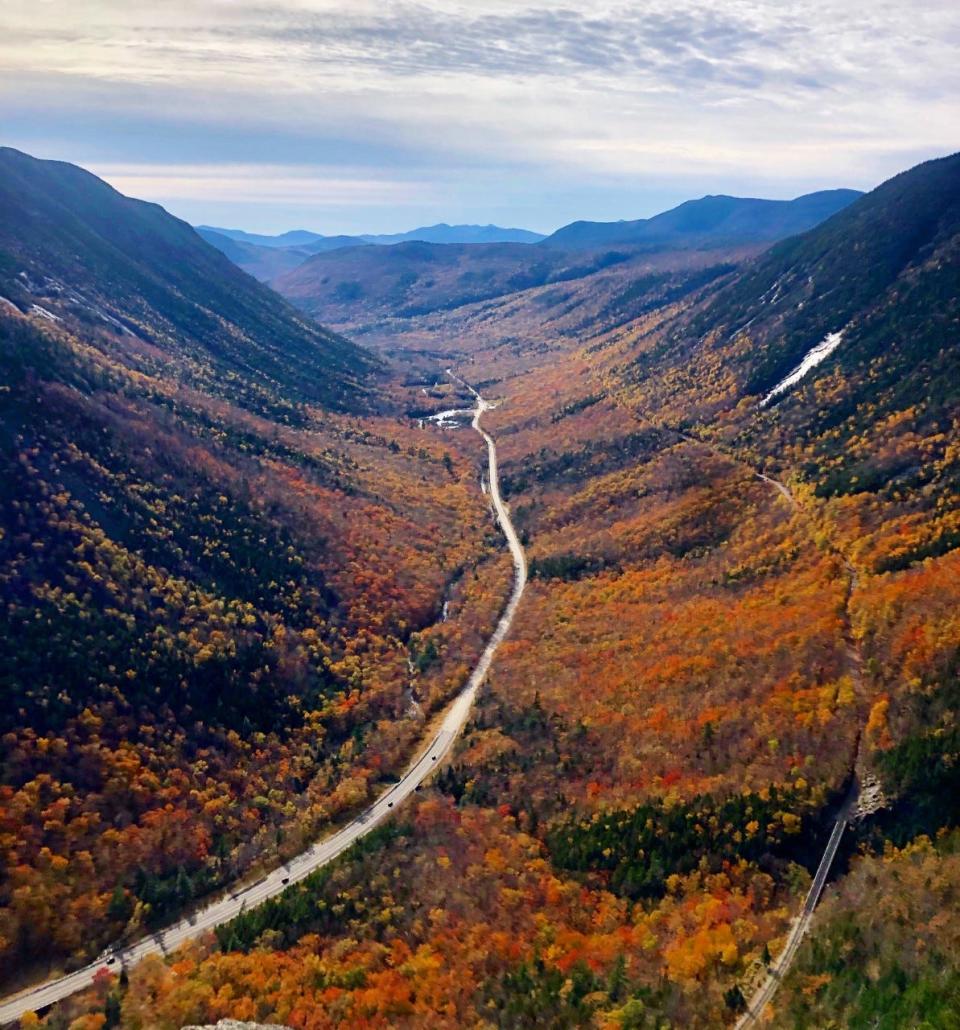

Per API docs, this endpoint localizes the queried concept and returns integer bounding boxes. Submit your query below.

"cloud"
[0,3,841,93]
[91,162,424,206]
[6,1,954,98]
[259,4,778,84]
[1,1,958,231]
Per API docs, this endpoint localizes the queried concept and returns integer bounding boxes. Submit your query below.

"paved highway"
[0,373,527,1027]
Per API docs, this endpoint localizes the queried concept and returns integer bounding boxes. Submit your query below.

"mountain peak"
[543,189,864,250]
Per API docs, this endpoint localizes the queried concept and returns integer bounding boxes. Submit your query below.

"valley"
[0,374,527,1027]
[1,147,959,1030]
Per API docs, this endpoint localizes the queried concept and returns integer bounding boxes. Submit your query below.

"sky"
[2,0,959,235]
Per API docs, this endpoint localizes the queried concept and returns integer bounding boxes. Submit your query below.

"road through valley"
[0,373,527,1027]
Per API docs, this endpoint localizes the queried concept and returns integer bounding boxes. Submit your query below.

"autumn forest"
[1,139,959,1030]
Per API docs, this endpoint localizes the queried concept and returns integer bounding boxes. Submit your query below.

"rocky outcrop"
[181,1021,291,1030]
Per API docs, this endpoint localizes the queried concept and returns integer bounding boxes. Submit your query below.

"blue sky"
[2,1,958,234]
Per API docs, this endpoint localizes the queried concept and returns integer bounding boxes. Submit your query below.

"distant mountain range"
[199,223,546,249]
[198,222,545,254]
[196,227,359,249]
[270,190,864,328]
[541,189,863,250]
[194,228,328,282]
[207,191,862,288]
[202,193,864,259]
[197,223,547,281]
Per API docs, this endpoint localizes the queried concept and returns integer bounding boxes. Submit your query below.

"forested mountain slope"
[11,151,960,1030]
[0,147,375,416]
[690,152,960,403]
[272,239,633,329]
[625,150,960,571]
[0,153,510,987]
[74,151,960,1030]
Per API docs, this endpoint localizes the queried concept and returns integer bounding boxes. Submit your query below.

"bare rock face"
[181,1022,291,1030]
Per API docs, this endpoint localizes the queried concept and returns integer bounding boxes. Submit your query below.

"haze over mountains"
[266,189,863,332]
[199,190,862,294]
[200,223,547,248]
[193,228,336,283]
[196,223,547,281]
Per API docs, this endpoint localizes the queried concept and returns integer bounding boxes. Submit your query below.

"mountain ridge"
[688,152,960,406]
[198,221,546,251]
[203,193,860,285]
[269,189,864,333]
[0,146,377,416]
[542,188,863,250]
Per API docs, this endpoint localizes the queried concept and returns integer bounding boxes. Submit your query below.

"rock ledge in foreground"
[181,1021,291,1030]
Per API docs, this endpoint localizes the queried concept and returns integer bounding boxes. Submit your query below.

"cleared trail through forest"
[734,807,851,1029]
[0,373,527,1028]
[669,429,870,1027]
[623,414,868,1027]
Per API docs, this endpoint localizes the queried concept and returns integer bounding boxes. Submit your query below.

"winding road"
[0,373,527,1027]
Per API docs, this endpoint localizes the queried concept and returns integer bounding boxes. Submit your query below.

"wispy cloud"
[2,1,958,232]
[92,162,424,206]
